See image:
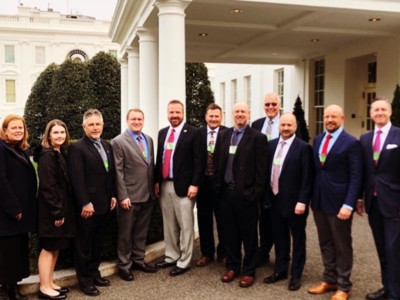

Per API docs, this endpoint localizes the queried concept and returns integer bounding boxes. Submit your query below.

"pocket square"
[386,144,398,150]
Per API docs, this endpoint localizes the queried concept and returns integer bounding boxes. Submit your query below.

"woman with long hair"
[0,115,37,300]
[34,120,74,300]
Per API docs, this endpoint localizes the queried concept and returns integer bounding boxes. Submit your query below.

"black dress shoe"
[169,266,190,277]
[263,272,288,284]
[131,262,158,273]
[155,260,176,269]
[118,269,134,281]
[80,285,100,297]
[38,290,67,300]
[366,287,387,300]
[288,277,302,291]
[6,283,27,300]
[93,277,110,287]
[55,287,69,294]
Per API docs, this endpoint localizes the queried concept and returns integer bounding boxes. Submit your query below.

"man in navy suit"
[214,102,268,288]
[359,98,400,300]
[154,100,201,277]
[251,92,281,266]
[195,103,227,267]
[308,105,362,300]
[263,113,313,291]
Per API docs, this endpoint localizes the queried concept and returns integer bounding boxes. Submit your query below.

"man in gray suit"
[112,108,157,282]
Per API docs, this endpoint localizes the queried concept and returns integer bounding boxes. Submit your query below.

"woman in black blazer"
[34,120,74,300]
[0,115,37,300]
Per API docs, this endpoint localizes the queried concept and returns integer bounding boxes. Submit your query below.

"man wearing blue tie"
[308,105,362,300]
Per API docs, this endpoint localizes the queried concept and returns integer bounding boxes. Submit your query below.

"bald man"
[308,105,362,300]
[263,114,314,291]
[214,102,268,288]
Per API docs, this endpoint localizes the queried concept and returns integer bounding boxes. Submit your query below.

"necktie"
[137,136,147,160]
[94,140,109,172]
[224,130,240,183]
[271,141,286,195]
[206,130,215,176]
[319,134,332,166]
[266,120,273,141]
[162,129,175,179]
[373,129,382,166]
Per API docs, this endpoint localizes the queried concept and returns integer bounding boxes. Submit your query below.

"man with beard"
[308,105,362,300]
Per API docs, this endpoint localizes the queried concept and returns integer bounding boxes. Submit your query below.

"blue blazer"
[360,126,400,218]
[311,130,362,214]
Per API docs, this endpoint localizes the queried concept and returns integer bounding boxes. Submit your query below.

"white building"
[109,0,400,141]
[0,5,119,120]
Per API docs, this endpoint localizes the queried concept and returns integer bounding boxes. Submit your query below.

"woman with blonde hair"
[34,119,74,300]
[0,115,37,300]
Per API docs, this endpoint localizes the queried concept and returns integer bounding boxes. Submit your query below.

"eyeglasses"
[264,102,278,107]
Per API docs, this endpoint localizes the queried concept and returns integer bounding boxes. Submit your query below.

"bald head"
[232,101,250,129]
[324,104,344,133]
[279,113,297,140]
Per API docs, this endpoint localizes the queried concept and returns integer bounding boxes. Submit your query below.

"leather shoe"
[93,277,110,287]
[118,269,134,281]
[221,270,237,283]
[80,285,100,297]
[263,272,287,284]
[169,266,190,277]
[196,256,213,267]
[308,282,337,294]
[239,275,254,288]
[366,288,387,300]
[288,277,301,291]
[331,290,350,300]
[131,262,157,273]
[54,287,69,294]
[155,260,176,269]
[38,290,66,300]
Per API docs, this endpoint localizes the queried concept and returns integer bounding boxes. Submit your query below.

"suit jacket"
[0,139,37,237]
[360,126,400,218]
[214,126,268,202]
[252,116,303,139]
[112,130,155,203]
[311,130,362,214]
[68,135,116,215]
[155,123,201,197]
[266,137,314,218]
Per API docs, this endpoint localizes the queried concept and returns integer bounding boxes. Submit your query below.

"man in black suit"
[214,101,268,288]
[195,103,227,267]
[359,98,400,300]
[263,113,313,291]
[308,105,362,300]
[251,92,281,266]
[68,109,117,296]
[154,100,201,277]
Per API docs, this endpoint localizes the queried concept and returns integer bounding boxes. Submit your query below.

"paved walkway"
[23,213,380,299]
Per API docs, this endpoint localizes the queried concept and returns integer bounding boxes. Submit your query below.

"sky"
[0,0,118,20]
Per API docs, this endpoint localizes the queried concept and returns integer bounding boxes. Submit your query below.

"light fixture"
[369,17,381,22]
[310,38,320,42]
[198,33,208,37]
[230,8,243,13]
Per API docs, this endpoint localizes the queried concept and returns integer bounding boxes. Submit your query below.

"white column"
[119,58,128,132]
[155,0,191,127]
[126,47,139,110]
[137,27,159,141]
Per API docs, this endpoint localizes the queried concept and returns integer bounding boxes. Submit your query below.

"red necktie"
[320,134,332,166]
[162,129,175,179]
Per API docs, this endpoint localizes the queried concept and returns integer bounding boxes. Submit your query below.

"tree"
[391,84,400,127]
[185,63,214,127]
[292,95,310,143]
[24,63,59,147]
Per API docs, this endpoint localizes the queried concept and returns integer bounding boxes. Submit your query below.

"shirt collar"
[207,126,220,135]
[278,134,295,146]
[375,121,391,135]
[325,127,343,139]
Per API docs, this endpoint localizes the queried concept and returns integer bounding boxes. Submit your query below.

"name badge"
[229,145,237,154]
[208,145,215,153]
[104,160,109,170]
[143,151,147,158]
[167,142,174,150]
[266,134,271,141]
[319,155,327,163]
[373,152,380,161]
[273,157,282,165]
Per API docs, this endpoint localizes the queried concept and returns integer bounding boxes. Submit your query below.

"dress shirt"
[163,121,185,179]
[207,126,220,145]
[373,121,391,151]
[261,114,280,140]
[318,127,343,155]
[231,125,247,145]
[128,129,149,163]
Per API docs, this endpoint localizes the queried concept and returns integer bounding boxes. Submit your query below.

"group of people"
[0,93,399,300]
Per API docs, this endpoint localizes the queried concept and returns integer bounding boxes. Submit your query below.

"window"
[366,92,376,131]
[5,80,16,104]
[220,82,226,119]
[67,49,88,61]
[231,79,237,102]
[244,75,251,107]
[5,45,15,64]
[275,69,284,109]
[314,60,325,135]
[368,61,377,84]
[35,46,45,64]
[109,50,117,58]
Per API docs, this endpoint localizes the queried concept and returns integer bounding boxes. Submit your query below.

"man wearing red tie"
[359,98,400,300]
[154,100,201,276]
[308,105,362,300]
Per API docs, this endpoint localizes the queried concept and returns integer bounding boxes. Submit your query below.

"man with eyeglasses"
[251,92,281,268]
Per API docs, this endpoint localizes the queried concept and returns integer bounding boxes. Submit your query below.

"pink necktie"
[272,141,286,195]
[373,130,382,166]
[162,129,175,179]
